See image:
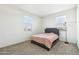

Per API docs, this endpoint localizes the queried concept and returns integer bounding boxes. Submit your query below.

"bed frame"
[31,28,59,51]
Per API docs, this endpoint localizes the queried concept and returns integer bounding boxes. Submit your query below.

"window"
[24,16,32,31]
[56,16,66,30]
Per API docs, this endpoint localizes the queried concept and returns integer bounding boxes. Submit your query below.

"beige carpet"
[0,40,79,55]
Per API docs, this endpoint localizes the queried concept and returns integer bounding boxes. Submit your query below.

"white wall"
[77,5,79,48]
[43,8,77,43]
[0,5,43,48]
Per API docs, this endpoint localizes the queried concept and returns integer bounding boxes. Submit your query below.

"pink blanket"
[32,33,58,49]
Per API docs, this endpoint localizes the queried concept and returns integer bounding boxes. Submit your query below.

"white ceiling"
[14,4,76,17]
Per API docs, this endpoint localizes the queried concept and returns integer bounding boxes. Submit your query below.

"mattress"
[32,33,58,49]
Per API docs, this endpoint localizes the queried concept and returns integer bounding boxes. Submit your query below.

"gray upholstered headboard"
[45,28,59,36]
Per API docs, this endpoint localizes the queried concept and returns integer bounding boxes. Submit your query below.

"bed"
[31,28,59,51]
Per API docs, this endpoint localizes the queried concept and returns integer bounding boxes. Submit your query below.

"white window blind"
[24,16,32,31]
[56,16,66,30]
